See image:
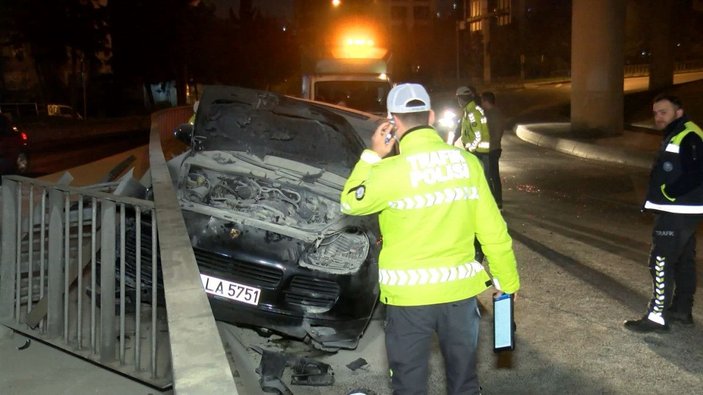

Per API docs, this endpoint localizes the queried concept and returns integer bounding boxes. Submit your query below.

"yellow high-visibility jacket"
[458,101,490,153]
[340,126,519,306]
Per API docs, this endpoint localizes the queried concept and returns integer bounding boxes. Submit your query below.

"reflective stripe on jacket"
[460,101,490,153]
[644,119,703,214]
[340,127,519,306]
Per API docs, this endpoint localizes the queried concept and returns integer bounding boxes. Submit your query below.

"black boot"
[623,315,670,333]
[668,295,694,326]
[667,311,694,326]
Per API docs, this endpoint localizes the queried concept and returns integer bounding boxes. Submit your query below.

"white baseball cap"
[387,83,431,114]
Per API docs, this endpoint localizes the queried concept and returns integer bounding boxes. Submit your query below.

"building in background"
[3,0,703,115]
[0,43,38,103]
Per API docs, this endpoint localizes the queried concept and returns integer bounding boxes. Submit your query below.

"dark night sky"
[209,1,457,20]
[209,0,294,19]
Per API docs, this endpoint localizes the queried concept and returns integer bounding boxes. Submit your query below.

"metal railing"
[624,60,703,77]
[0,176,170,387]
[1,106,240,393]
[148,109,240,394]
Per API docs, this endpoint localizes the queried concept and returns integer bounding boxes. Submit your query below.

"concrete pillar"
[649,0,674,91]
[517,0,526,80]
[482,0,492,85]
[571,0,625,135]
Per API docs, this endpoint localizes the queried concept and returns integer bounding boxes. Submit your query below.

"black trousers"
[475,151,501,208]
[488,149,503,208]
[384,298,481,395]
[647,213,701,320]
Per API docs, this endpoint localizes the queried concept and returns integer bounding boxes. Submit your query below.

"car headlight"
[437,109,458,130]
[299,229,370,275]
[435,109,459,144]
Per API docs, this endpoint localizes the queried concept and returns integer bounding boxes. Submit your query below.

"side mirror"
[174,123,193,145]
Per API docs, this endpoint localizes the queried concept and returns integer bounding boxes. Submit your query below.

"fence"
[1,106,240,393]
[0,177,170,387]
[624,60,703,77]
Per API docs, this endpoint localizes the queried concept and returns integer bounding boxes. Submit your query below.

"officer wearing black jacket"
[624,94,703,332]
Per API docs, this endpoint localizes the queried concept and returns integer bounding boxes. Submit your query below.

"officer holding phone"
[340,83,520,395]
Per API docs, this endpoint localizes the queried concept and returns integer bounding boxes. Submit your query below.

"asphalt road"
[26,129,149,176]
[215,129,702,395]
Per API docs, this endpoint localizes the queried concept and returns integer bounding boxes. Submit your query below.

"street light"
[332,0,341,7]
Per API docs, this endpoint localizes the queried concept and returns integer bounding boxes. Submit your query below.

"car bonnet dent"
[193,86,364,179]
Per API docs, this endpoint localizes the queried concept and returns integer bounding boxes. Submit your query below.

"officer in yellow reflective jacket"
[340,83,520,394]
[455,86,489,154]
[454,86,492,263]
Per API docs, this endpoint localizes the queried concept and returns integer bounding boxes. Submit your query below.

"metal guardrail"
[0,106,240,393]
[0,176,170,387]
[624,60,703,77]
[148,109,240,394]
[623,64,650,77]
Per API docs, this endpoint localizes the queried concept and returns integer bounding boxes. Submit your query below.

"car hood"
[192,85,365,178]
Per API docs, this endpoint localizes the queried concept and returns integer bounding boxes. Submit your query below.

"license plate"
[200,274,261,306]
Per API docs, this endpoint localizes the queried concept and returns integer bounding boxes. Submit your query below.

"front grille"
[284,276,340,308]
[123,220,161,289]
[194,248,283,288]
[123,219,282,290]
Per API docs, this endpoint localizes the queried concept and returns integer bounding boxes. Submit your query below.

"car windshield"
[193,86,364,178]
[314,80,390,115]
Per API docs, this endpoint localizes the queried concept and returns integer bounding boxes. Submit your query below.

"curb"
[514,122,653,170]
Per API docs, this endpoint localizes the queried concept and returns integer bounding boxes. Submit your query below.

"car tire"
[15,152,29,174]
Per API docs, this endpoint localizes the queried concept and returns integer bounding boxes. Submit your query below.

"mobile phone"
[384,130,395,145]
[493,293,515,352]
[385,116,396,145]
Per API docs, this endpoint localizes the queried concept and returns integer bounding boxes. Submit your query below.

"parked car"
[129,85,381,351]
[0,102,82,121]
[0,113,29,175]
[46,104,83,119]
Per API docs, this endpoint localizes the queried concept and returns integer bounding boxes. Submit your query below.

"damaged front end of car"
[177,152,379,350]
[163,85,381,350]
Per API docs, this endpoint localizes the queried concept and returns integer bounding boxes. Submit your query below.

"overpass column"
[571,0,625,135]
[649,0,674,91]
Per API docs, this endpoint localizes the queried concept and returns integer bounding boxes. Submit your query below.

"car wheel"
[15,152,29,174]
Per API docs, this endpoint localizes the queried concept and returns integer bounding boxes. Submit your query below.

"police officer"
[481,90,505,209]
[454,86,490,169]
[624,94,703,332]
[455,86,491,261]
[340,83,520,394]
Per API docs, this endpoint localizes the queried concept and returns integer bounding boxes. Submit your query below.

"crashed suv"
[162,86,380,350]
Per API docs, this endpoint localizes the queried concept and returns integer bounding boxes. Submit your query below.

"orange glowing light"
[331,29,385,58]
[332,37,386,59]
